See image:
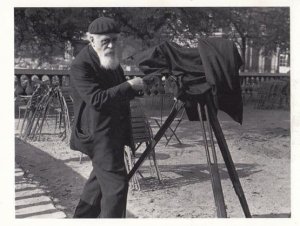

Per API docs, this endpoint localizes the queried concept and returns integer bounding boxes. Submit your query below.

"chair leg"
[165,109,185,145]
[154,118,181,145]
[54,111,58,133]
[59,111,62,129]
[20,108,29,138]
[150,149,163,183]
[124,147,140,190]
[165,122,182,146]
[17,108,21,129]
[79,153,83,164]
[148,154,154,176]
[154,113,184,146]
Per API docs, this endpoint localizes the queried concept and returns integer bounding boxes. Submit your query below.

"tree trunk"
[240,36,246,72]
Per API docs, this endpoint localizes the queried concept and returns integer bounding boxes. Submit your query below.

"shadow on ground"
[135,162,260,191]
[252,213,291,218]
[15,137,136,218]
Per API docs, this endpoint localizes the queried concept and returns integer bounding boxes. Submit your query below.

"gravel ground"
[14,105,290,218]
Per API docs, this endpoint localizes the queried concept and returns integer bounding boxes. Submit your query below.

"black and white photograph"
[1,0,299,225]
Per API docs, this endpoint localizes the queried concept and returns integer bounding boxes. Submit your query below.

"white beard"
[97,51,120,70]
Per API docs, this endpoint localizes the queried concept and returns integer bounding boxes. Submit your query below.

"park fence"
[15,69,290,112]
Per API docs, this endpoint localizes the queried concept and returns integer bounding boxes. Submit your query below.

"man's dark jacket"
[69,45,136,158]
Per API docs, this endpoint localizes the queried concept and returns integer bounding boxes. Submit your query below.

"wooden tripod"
[127,92,251,218]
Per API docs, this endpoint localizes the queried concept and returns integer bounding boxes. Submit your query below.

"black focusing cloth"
[132,38,243,124]
[134,41,204,76]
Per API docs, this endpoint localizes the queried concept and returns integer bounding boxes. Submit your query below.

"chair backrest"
[28,83,49,110]
[130,98,153,145]
[142,93,175,118]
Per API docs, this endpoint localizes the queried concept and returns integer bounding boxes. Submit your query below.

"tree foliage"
[210,7,290,60]
[15,7,290,66]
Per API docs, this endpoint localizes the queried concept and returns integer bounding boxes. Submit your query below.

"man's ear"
[90,35,94,44]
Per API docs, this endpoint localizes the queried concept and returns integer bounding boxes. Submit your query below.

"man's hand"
[127,77,144,91]
[143,75,164,95]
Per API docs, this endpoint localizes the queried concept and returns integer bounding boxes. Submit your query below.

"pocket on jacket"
[75,103,94,143]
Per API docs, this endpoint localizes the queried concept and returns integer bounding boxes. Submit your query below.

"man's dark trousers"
[73,146,128,218]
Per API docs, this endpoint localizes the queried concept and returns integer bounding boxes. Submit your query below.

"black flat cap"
[88,17,120,34]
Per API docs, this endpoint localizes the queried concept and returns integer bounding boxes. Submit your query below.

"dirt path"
[15,106,290,218]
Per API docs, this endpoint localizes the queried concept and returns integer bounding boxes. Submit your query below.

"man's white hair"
[88,32,121,70]
[86,32,93,43]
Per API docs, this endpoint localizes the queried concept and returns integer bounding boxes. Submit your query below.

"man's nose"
[107,42,114,48]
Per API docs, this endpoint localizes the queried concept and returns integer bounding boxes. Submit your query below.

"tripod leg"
[197,103,227,218]
[205,94,251,218]
[154,119,169,141]
[128,100,185,180]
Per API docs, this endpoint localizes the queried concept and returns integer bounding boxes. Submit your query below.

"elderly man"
[70,17,144,218]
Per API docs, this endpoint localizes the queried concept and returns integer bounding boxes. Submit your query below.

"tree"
[14,7,289,69]
[14,8,208,63]
[102,8,211,47]
[210,7,290,67]
[15,8,93,64]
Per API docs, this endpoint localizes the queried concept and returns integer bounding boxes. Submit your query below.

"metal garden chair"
[125,97,162,190]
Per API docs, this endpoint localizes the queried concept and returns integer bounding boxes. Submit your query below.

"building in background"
[211,27,290,74]
[244,43,290,74]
